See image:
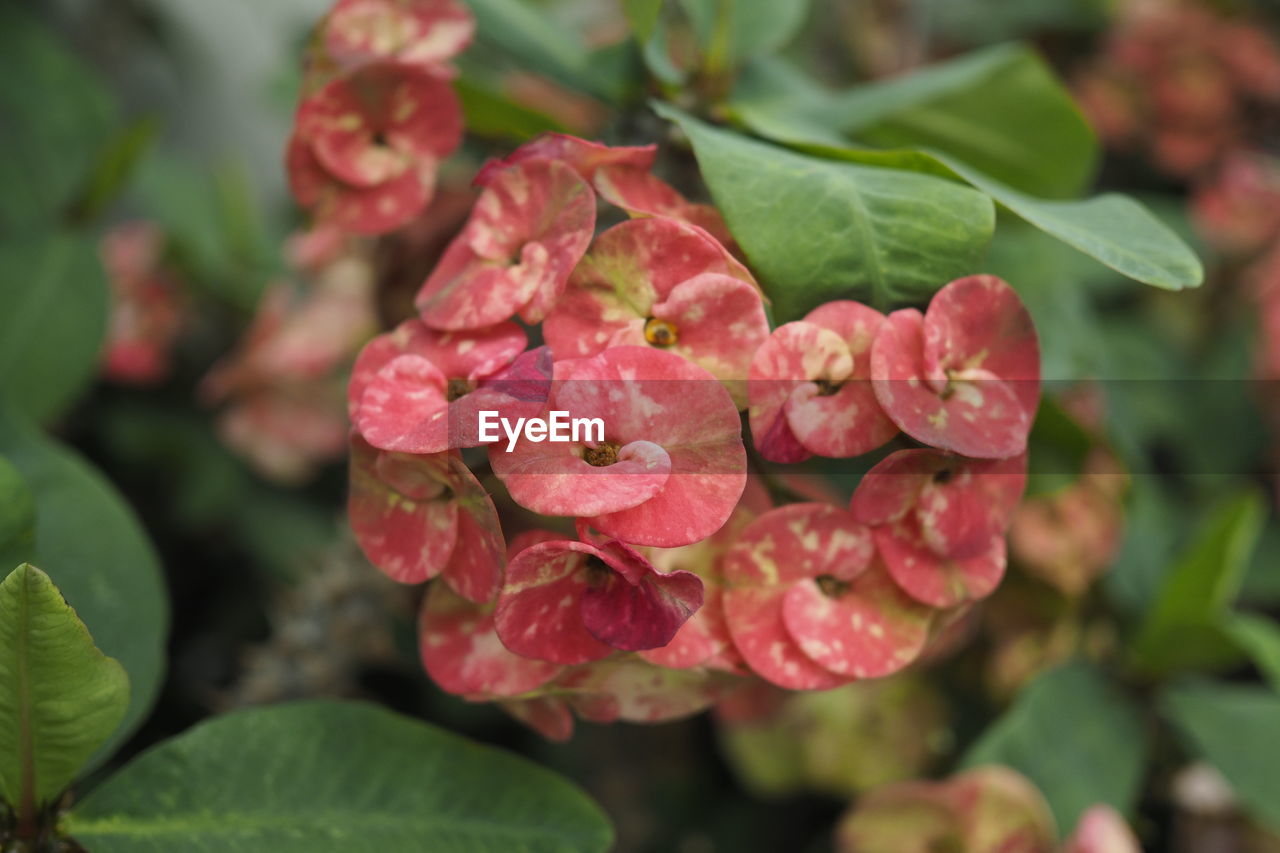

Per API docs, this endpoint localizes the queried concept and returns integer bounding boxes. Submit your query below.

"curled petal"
[416,158,594,328]
[492,438,673,516]
[476,134,657,186]
[494,540,615,664]
[781,566,933,678]
[875,518,1007,608]
[419,582,560,697]
[348,435,458,582]
[871,309,1032,459]
[439,454,505,603]
[723,586,854,690]
[354,354,450,453]
[323,0,475,70]
[580,542,704,651]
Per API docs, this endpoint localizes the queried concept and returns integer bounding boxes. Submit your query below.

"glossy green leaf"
[0,234,109,423]
[963,661,1147,834]
[0,563,129,813]
[728,61,1204,292]
[1226,613,1280,692]
[65,701,614,852]
[1160,680,1280,831]
[0,408,167,771]
[0,456,36,562]
[1131,490,1265,675]
[0,2,117,232]
[680,0,811,71]
[825,44,1097,198]
[656,104,995,318]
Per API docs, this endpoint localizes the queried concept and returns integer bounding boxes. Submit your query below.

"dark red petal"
[580,558,704,651]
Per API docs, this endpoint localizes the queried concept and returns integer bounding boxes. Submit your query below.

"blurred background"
[5,0,1280,850]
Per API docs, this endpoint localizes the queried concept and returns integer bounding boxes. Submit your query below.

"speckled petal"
[848,448,937,527]
[650,273,769,387]
[871,308,1032,459]
[439,454,506,603]
[492,437,673,516]
[419,582,561,697]
[416,158,595,328]
[323,0,474,69]
[875,518,1007,608]
[474,134,657,187]
[354,353,450,453]
[782,566,933,678]
[915,453,1027,560]
[494,540,615,664]
[748,322,852,462]
[348,435,458,582]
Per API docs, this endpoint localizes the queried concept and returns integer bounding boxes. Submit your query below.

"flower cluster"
[286,0,473,234]
[345,126,1042,736]
[1073,0,1280,177]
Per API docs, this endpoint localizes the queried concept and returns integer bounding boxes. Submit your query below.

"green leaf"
[963,661,1148,833]
[0,234,109,423]
[454,73,569,141]
[824,44,1098,198]
[1160,680,1280,831]
[680,0,811,71]
[938,156,1204,292]
[1225,613,1280,692]
[67,117,159,226]
[0,2,117,232]
[0,408,167,771]
[464,0,625,102]
[65,701,614,852]
[728,62,1205,292]
[655,104,995,318]
[623,0,664,41]
[0,456,36,561]
[1024,396,1093,497]
[1131,490,1265,675]
[0,563,129,814]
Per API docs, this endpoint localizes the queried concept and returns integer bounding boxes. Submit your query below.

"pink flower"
[543,217,764,397]
[348,317,528,453]
[870,275,1040,459]
[494,537,704,664]
[490,346,747,547]
[415,158,596,328]
[319,0,474,72]
[850,449,1026,608]
[99,222,183,385]
[749,300,898,462]
[722,503,934,690]
[419,579,562,699]
[348,435,505,602]
[287,61,462,235]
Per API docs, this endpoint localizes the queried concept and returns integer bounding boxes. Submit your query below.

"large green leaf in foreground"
[0,564,128,811]
[66,701,614,852]
[0,409,167,769]
[656,104,995,319]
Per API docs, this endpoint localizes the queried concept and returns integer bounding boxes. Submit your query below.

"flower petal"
[875,518,1007,608]
[580,543,704,651]
[494,540,615,664]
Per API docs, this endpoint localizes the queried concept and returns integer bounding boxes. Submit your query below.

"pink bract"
[287,61,461,234]
[749,300,898,462]
[419,582,562,698]
[415,158,595,328]
[322,0,474,71]
[490,346,748,547]
[851,449,1027,608]
[722,503,933,689]
[475,133,657,187]
[349,317,526,453]
[348,435,504,602]
[543,217,763,394]
[870,275,1040,459]
[494,538,704,664]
